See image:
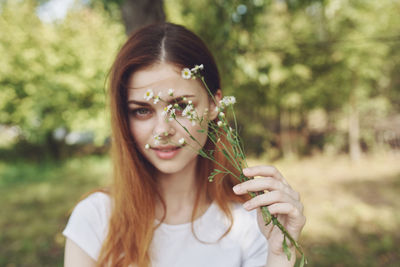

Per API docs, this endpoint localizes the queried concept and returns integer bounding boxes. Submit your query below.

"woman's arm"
[64,238,96,267]
[233,165,306,267]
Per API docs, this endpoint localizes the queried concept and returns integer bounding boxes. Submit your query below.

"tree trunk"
[280,109,294,158]
[348,86,361,161]
[121,0,166,36]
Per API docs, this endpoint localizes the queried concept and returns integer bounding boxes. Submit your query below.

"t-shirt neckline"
[154,201,217,230]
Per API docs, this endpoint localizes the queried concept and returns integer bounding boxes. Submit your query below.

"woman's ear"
[208,89,222,120]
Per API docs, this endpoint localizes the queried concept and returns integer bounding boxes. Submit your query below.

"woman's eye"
[177,103,187,110]
[173,102,189,116]
[130,108,152,118]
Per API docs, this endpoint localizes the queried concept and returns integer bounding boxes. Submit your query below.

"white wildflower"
[154,134,161,146]
[225,96,236,105]
[188,100,193,105]
[182,105,194,117]
[219,96,236,108]
[162,104,173,116]
[217,121,223,127]
[191,64,204,73]
[153,92,162,104]
[178,138,185,145]
[168,88,174,96]
[181,68,192,79]
[145,144,150,150]
[219,112,225,118]
[144,89,154,101]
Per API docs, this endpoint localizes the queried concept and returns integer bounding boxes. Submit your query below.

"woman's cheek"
[130,120,150,144]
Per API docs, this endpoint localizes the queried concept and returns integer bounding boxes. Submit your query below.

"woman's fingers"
[241,190,302,212]
[233,177,300,201]
[267,202,304,220]
[243,165,289,186]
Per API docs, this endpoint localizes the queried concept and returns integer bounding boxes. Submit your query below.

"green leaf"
[198,149,208,158]
[299,254,305,267]
[197,129,205,133]
[208,131,216,142]
[282,236,292,261]
[221,149,231,160]
[227,134,235,144]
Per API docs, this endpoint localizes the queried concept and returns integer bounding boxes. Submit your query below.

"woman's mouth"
[152,146,182,159]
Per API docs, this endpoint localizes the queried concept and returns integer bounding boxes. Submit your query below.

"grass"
[0,156,111,267]
[1,152,399,266]
[259,152,400,267]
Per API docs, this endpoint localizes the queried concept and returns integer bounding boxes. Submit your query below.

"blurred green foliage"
[166,0,400,158]
[0,0,125,151]
[1,0,399,159]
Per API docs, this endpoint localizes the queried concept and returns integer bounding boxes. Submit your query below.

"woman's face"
[127,62,220,175]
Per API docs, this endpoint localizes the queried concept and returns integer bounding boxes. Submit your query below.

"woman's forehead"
[129,63,180,89]
[127,64,205,99]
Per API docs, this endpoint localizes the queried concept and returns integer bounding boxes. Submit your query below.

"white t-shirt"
[63,192,268,267]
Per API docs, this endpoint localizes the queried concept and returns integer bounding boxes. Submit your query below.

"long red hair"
[97,22,249,267]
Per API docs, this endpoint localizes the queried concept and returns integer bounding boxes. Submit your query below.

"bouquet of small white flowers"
[143,64,306,266]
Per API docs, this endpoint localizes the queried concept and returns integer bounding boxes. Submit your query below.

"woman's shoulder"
[78,191,111,209]
[62,191,112,260]
[73,191,112,222]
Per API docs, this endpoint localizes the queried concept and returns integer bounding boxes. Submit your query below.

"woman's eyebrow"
[127,94,195,105]
[127,100,151,106]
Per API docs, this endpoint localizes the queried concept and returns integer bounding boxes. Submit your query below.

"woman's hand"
[232,165,306,265]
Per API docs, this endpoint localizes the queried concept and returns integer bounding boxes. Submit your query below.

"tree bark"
[121,0,166,36]
[280,109,295,158]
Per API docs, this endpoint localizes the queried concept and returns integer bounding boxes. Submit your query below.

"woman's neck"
[155,159,211,224]
[156,158,198,208]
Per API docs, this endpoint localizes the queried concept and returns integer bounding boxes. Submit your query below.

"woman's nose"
[153,112,176,138]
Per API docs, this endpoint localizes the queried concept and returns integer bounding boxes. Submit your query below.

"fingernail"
[232,185,241,194]
[242,168,249,175]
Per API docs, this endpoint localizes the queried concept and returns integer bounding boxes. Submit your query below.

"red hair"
[97,22,248,266]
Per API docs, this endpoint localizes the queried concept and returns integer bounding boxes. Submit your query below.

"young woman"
[63,22,306,267]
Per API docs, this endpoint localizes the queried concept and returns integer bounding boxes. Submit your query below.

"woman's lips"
[152,146,182,159]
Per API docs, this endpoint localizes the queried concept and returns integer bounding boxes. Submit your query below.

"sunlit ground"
[1,152,399,266]
[251,152,400,266]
